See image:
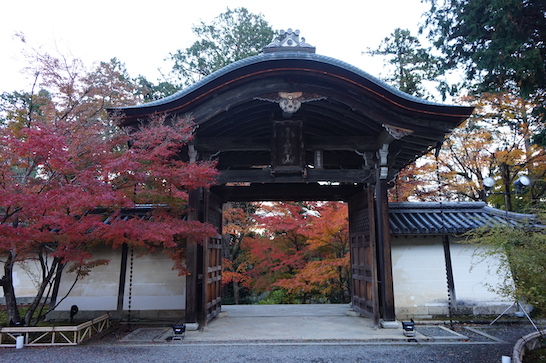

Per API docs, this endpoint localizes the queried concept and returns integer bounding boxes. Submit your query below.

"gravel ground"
[0,342,522,363]
[0,322,540,363]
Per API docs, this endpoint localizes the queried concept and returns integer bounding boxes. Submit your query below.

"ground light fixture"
[169,324,186,340]
[70,305,79,324]
[402,319,415,337]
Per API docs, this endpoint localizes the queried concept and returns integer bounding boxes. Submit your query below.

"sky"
[1,0,430,94]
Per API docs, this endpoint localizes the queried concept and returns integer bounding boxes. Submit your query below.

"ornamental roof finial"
[263,28,316,53]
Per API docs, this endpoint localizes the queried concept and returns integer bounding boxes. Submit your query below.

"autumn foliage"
[393,92,546,210]
[0,52,217,326]
[222,202,351,304]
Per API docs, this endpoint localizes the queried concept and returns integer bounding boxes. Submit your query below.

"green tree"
[133,75,182,102]
[422,0,546,96]
[169,7,275,86]
[466,211,546,316]
[422,0,546,144]
[365,28,446,99]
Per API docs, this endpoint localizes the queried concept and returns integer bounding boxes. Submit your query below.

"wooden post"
[443,235,457,307]
[375,178,396,322]
[185,189,200,324]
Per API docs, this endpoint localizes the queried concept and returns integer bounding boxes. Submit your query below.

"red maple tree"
[221,202,258,304]
[234,202,351,304]
[0,52,217,325]
[274,202,351,303]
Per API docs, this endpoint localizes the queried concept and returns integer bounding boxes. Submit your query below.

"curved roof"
[114,51,472,122]
[110,48,474,183]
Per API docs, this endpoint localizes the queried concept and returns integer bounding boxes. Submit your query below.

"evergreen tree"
[365,28,446,99]
[169,7,275,86]
[422,0,546,144]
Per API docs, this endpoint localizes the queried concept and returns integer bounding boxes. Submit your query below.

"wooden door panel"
[349,188,379,325]
[203,191,223,324]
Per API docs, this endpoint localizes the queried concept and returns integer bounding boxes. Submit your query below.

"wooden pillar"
[375,178,396,321]
[185,189,200,324]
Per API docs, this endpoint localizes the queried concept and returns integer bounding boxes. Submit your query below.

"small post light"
[402,319,415,337]
[170,324,186,340]
[70,305,79,324]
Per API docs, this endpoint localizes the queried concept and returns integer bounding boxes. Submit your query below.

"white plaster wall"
[0,259,40,299]
[450,243,510,305]
[55,247,186,311]
[56,248,121,311]
[391,236,448,308]
[121,251,186,311]
[391,235,511,317]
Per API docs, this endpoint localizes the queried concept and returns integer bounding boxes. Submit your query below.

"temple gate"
[110,29,473,327]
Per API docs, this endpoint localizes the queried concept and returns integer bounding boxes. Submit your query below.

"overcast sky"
[1,0,430,94]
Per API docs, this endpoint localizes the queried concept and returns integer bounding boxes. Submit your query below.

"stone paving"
[113,304,541,345]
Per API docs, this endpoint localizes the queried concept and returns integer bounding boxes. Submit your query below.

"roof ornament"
[255,91,326,117]
[263,28,316,53]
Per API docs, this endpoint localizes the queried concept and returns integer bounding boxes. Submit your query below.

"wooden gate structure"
[110,29,473,327]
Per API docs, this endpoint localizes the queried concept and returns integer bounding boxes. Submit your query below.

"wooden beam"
[116,243,129,311]
[197,137,270,152]
[211,183,364,202]
[196,136,378,153]
[306,136,377,151]
[216,168,376,184]
[185,189,200,324]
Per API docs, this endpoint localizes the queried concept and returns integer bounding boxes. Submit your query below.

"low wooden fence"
[513,329,546,363]
[0,313,111,347]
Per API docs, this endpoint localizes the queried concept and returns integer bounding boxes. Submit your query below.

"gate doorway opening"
[220,200,352,307]
[187,182,393,328]
[218,198,373,326]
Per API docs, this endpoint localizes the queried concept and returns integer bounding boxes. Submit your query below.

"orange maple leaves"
[222,202,351,303]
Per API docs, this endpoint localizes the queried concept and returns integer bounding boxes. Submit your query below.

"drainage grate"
[416,325,469,340]
[121,328,169,341]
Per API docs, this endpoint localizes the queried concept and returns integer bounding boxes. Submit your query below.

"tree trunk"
[49,262,66,308]
[24,257,60,326]
[500,163,513,211]
[1,251,21,325]
[233,280,240,305]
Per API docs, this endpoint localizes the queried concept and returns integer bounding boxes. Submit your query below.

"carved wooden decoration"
[271,120,304,173]
[255,92,326,116]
